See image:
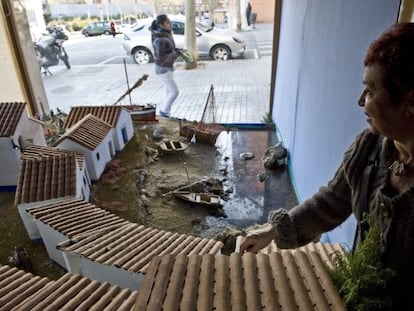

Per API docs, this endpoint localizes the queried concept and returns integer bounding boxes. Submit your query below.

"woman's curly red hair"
[364,23,414,104]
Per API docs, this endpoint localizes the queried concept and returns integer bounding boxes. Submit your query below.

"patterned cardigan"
[268,128,414,306]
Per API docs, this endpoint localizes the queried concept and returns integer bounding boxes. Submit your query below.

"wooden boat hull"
[158,140,188,153]
[179,123,223,146]
[179,84,223,145]
[174,191,221,207]
[123,104,156,121]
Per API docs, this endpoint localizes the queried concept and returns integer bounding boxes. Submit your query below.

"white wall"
[0,138,21,187]
[113,110,134,151]
[22,0,46,41]
[76,164,91,201]
[273,0,399,245]
[56,136,113,181]
[0,0,49,117]
[15,112,47,148]
[0,15,25,103]
[0,110,45,188]
[18,197,75,241]
[47,3,155,19]
[79,257,144,290]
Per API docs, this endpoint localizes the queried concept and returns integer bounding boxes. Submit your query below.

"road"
[62,31,259,66]
[63,34,132,65]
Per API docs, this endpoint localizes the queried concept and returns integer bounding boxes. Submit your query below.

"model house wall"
[55,136,113,181]
[113,109,134,151]
[0,102,46,190]
[63,106,134,152]
[54,114,114,181]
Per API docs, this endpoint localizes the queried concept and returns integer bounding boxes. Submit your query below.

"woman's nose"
[358,90,366,107]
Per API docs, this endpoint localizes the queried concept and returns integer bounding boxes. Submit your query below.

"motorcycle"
[34,28,70,75]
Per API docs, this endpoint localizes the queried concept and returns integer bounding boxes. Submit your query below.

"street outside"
[41,23,274,124]
[61,24,267,66]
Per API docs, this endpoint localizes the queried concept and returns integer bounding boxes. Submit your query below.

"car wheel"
[211,44,231,61]
[83,32,89,37]
[104,30,110,35]
[133,47,153,65]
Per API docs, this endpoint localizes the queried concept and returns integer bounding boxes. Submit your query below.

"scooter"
[34,28,70,76]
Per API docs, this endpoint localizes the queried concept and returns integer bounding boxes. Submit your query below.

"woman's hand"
[239,224,277,253]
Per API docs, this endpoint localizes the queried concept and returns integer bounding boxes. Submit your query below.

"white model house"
[63,105,134,152]
[57,222,224,290]
[26,198,127,268]
[53,114,114,181]
[0,102,46,191]
[15,148,86,242]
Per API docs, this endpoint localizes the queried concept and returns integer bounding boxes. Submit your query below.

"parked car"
[117,23,133,34]
[122,16,245,64]
[81,21,111,37]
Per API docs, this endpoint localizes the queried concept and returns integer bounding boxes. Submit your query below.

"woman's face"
[160,18,171,32]
[358,64,409,138]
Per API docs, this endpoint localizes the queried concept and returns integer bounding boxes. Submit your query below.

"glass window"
[171,21,184,35]
[133,24,145,32]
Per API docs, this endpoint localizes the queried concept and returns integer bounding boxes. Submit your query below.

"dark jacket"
[268,129,414,308]
[151,28,178,74]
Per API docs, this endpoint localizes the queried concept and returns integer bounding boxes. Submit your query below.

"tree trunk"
[185,0,198,69]
[208,0,215,27]
[229,0,241,31]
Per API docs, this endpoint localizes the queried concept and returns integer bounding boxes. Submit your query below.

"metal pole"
[123,58,133,106]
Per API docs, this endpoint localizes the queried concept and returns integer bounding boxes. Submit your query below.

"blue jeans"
[157,71,179,116]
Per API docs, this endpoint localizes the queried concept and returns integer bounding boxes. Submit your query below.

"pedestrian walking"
[110,21,116,37]
[246,2,252,26]
[150,14,182,117]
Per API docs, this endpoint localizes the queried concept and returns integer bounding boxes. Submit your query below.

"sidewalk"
[42,24,273,126]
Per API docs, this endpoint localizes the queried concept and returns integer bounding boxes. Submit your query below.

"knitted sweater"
[268,129,414,307]
[151,29,178,74]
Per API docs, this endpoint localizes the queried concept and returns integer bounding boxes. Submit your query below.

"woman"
[150,14,181,117]
[240,23,414,308]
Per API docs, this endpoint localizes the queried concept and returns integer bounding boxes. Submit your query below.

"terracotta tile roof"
[260,241,345,268]
[23,143,85,170]
[58,222,224,274]
[27,198,128,238]
[0,265,137,310]
[15,152,77,205]
[134,251,346,310]
[53,114,112,150]
[0,102,25,137]
[64,105,122,129]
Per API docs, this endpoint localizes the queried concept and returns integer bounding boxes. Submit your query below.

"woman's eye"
[364,89,372,98]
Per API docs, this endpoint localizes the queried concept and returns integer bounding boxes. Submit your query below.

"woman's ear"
[406,90,414,118]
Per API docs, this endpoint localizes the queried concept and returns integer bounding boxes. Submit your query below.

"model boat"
[173,191,221,207]
[179,84,224,146]
[158,140,188,153]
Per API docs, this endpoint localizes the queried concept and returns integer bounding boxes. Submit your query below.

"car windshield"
[129,19,213,33]
[132,24,146,32]
[196,21,213,32]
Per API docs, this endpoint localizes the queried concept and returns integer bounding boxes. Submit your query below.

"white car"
[122,16,245,64]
